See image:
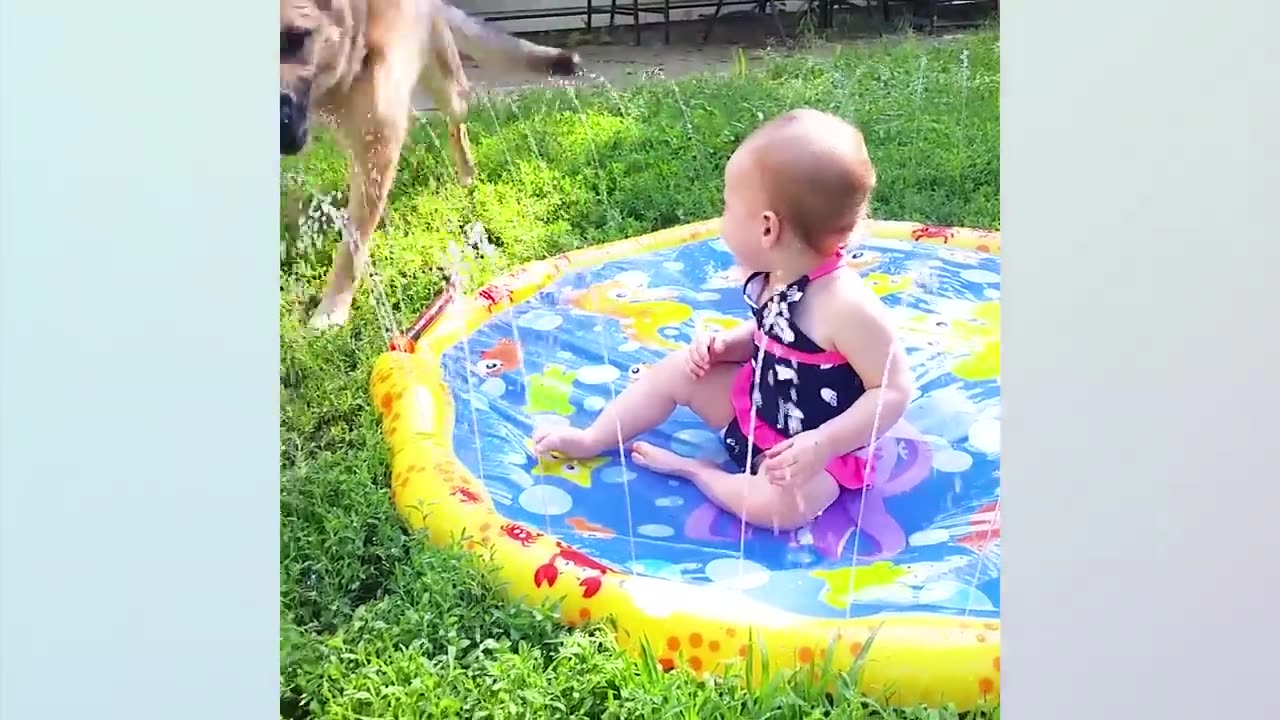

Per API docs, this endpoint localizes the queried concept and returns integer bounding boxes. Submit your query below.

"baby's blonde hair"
[742,109,877,252]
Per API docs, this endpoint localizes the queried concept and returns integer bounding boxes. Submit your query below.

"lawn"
[280,28,1000,719]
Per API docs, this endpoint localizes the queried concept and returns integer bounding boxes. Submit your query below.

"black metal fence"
[472,0,997,46]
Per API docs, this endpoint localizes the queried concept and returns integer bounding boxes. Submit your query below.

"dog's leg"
[308,119,407,330]
[424,11,475,187]
[428,84,474,186]
[423,67,474,186]
[447,122,475,187]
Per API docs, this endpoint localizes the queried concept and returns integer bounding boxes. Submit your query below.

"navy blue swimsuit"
[720,254,873,488]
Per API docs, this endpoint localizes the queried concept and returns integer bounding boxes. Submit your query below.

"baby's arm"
[710,319,757,364]
[810,289,913,455]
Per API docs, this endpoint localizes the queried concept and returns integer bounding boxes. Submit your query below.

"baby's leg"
[630,442,840,532]
[532,351,739,458]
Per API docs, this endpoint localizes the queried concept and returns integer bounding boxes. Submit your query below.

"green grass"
[280,29,1000,719]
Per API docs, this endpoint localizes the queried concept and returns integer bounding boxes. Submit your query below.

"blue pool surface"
[440,234,1001,620]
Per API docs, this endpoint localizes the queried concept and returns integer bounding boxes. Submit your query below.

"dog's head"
[280,0,350,155]
[280,0,328,155]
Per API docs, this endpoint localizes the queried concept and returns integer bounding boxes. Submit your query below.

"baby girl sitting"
[534,109,913,532]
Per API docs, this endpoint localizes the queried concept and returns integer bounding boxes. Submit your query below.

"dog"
[281,0,581,329]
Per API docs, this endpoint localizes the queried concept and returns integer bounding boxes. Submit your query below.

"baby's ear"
[760,210,781,247]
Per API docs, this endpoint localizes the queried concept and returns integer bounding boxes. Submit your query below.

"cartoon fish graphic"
[864,272,913,298]
[956,501,1000,553]
[566,516,616,538]
[524,438,608,488]
[474,338,522,377]
[563,279,691,351]
[843,249,882,272]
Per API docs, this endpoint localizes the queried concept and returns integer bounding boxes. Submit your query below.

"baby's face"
[719,149,773,272]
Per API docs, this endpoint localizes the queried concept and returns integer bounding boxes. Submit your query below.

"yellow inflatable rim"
[369,218,1001,710]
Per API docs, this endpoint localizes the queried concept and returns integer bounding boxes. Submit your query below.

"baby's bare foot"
[532,425,604,458]
[629,441,704,479]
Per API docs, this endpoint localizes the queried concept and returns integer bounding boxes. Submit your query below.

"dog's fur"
[281,0,580,329]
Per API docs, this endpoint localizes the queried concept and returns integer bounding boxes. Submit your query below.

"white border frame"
[1,2,279,716]
[1002,0,1280,716]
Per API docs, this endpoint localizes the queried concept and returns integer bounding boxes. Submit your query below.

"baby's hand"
[762,431,832,487]
[686,332,727,378]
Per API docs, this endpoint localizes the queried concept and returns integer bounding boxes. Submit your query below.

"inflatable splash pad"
[370,219,1001,709]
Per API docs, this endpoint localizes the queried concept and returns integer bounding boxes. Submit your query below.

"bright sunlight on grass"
[280,28,999,719]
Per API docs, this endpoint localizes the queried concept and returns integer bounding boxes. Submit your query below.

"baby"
[533,109,913,531]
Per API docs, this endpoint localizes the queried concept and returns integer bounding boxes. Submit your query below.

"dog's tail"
[440,4,582,77]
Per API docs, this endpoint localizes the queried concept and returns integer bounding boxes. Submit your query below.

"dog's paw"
[308,298,353,331]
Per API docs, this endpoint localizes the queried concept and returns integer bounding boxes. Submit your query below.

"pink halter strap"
[805,253,845,282]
